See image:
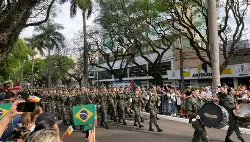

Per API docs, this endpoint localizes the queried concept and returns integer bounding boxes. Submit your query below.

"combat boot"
[156,125,163,132]
[225,136,234,142]
[139,123,144,128]
[149,125,155,132]
[123,119,127,125]
[114,117,117,122]
[105,122,109,129]
[100,121,104,127]
[134,122,138,126]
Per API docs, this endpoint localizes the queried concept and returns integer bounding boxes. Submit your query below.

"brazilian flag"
[73,104,96,127]
[0,103,11,120]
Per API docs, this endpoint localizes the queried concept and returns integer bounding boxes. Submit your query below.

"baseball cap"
[35,112,56,124]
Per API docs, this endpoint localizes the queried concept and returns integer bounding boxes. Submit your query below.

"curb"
[142,112,250,134]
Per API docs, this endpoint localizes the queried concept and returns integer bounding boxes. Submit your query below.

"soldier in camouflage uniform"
[132,90,144,128]
[51,89,57,117]
[224,88,245,142]
[116,86,127,125]
[124,87,132,118]
[148,86,163,132]
[107,87,117,122]
[68,89,77,129]
[186,87,208,142]
[136,86,144,122]
[47,89,53,113]
[57,89,63,120]
[96,86,109,129]
[61,89,69,125]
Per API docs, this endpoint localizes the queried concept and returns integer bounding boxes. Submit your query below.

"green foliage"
[45,55,74,80]
[0,38,32,81]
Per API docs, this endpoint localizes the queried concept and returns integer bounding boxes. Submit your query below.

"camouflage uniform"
[124,90,132,118]
[96,89,109,129]
[117,90,127,125]
[148,91,163,132]
[61,94,68,124]
[107,91,117,122]
[186,95,208,142]
[132,93,144,128]
[224,95,245,142]
[51,95,56,116]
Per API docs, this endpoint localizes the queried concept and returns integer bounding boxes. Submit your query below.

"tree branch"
[24,0,56,28]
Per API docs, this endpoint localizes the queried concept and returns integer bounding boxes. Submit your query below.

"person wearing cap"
[186,87,209,142]
[224,88,245,142]
[96,86,109,129]
[116,86,127,125]
[148,85,163,132]
[131,90,144,128]
[107,87,117,122]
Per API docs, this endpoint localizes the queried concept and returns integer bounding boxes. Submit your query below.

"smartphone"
[16,102,36,112]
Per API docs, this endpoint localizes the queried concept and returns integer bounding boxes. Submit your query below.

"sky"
[20,2,250,45]
[20,2,95,39]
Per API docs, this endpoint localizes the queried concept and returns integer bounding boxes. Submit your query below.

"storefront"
[168,63,250,88]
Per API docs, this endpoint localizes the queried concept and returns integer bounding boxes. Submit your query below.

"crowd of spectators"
[156,83,250,118]
[0,86,94,142]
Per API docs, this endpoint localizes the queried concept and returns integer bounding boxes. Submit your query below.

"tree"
[60,0,94,87]
[154,0,249,72]
[32,21,66,87]
[0,0,57,71]
[25,37,47,88]
[88,27,134,82]
[98,0,176,86]
[23,58,46,86]
[0,38,32,83]
[45,55,74,87]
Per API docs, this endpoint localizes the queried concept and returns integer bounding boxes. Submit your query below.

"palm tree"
[32,22,65,87]
[25,37,46,88]
[61,0,93,87]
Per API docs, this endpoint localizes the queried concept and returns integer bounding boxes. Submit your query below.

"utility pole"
[179,38,184,93]
[208,0,221,88]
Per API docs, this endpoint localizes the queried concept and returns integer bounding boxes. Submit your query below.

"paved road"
[59,117,250,142]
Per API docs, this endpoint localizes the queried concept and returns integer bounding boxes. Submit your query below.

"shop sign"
[235,64,250,76]
[192,73,212,78]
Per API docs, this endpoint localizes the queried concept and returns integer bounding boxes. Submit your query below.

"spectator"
[26,129,60,142]
[201,87,213,103]
[0,100,23,138]
[169,89,177,117]
[4,92,16,103]
[185,86,192,97]
[176,90,182,116]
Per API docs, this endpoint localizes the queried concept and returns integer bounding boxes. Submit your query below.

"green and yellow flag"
[0,103,11,120]
[73,104,95,126]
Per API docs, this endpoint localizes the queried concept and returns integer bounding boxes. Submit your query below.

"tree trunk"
[0,0,39,71]
[82,11,89,87]
[47,49,52,88]
[78,79,82,88]
[31,55,35,88]
[208,0,221,88]
[154,75,163,87]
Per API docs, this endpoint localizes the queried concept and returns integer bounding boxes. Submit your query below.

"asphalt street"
[59,117,250,142]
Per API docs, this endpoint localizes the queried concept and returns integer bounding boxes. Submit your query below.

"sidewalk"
[142,112,250,134]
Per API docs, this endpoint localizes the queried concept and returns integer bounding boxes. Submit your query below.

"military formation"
[37,85,163,132]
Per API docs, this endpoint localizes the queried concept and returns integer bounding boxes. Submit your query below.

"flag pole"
[94,105,96,142]
[61,125,70,140]
[94,126,96,142]
[61,130,67,140]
